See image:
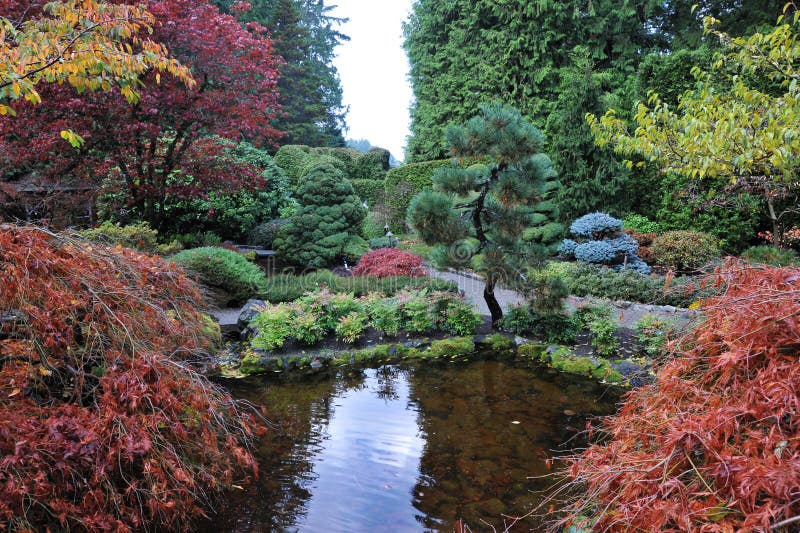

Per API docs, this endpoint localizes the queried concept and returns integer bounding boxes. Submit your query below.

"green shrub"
[297,289,362,330]
[634,314,675,357]
[365,298,402,336]
[293,310,327,346]
[368,236,399,249]
[651,230,721,272]
[656,173,762,252]
[351,179,385,207]
[402,297,434,333]
[273,144,312,185]
[741,245,799,266]
[500,306,580,344]
[171,231,222,249]
[441,299,482,336]
[549,261,711,307]
[354,148,390,180]
[157,141,291,240]
[247,218,288,249]
[80,221,160,254]
[274,162,367,268]
[171,247,268,305]
[384,160,451,231]
[622,214,663,234]
[261,271,458,302]
[587,316,619,358]
[335,312,368,344]
[250,304,294,350]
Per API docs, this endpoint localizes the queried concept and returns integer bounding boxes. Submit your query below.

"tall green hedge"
[274,144,390,190]
[351,179,385,207]
[354,148,390,180]
[384,159,451,231]
[273,145,312,186]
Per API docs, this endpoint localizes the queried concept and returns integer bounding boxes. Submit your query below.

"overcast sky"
[330,0,414,161]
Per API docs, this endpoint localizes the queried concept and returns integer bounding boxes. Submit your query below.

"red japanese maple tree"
[0,225,261,531]
[0,0,282,228]
[559,260,800,532]
[353,248,426,278]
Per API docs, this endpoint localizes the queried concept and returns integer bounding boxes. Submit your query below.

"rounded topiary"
[651,230,721,272]
[171,247,268,306]
[273,162,367,268]
[570,212,623,238]
[560,212,650,274]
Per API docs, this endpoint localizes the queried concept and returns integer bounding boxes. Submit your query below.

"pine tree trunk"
[484,277,503,329]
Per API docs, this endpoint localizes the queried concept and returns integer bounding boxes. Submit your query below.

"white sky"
[330,0,414,162]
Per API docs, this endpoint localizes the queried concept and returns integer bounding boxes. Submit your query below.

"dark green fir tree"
[274,162,367,267]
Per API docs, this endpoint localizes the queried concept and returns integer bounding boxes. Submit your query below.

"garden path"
[427,269,696,330]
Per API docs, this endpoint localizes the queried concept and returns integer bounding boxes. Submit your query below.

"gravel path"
[429,268,697,330]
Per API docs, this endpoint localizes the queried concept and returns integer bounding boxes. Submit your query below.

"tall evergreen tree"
[215,0,348,147]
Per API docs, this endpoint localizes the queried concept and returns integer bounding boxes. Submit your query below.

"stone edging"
[223,333,650,387]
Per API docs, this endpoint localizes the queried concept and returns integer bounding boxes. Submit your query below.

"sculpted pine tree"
[408,103,563,326]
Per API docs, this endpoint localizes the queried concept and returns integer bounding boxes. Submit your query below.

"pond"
[200,358,619,532]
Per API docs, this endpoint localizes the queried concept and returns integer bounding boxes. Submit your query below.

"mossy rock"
[517,344,545,361]
[478,333,514,352]
[425,337,476,358]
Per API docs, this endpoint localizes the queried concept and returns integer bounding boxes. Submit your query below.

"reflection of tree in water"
[372,364,402,402]
[197,370,367,532]
[406,360,618,531]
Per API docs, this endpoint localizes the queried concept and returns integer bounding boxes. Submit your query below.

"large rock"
[237,299,266,332]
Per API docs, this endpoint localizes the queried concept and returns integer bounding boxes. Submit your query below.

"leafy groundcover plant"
[558,260,800,531]
[0,226,260,532]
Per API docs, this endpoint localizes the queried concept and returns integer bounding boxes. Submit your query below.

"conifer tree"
[408,103,563,326]
[274,162,367,267]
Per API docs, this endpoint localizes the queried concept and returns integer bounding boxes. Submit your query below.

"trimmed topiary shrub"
[353,248,426,278]
[651,230,721,272]
[171,247,268,305]
[354,147,391,180]
[384,160,451,231]
[273,162,368,268]
[560,212,650,274]
[570,212,623,238]
[351,178,385,206]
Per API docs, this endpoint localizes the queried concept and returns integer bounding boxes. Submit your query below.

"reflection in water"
[199,360,618,532]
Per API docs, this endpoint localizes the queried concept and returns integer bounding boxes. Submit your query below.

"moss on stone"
[426,337,476,358]
[481,333,514,352]
[517,344,545,360]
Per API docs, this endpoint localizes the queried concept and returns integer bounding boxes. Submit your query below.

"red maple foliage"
[559,260,800,532]
[0,225,260,531]
[353,248,426,278]
[0,0,282,228]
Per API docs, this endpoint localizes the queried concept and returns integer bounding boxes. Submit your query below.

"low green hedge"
[261,270,458,302]
[172,247,268,306]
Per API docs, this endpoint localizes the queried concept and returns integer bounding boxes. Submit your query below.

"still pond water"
[202,359,619,532]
